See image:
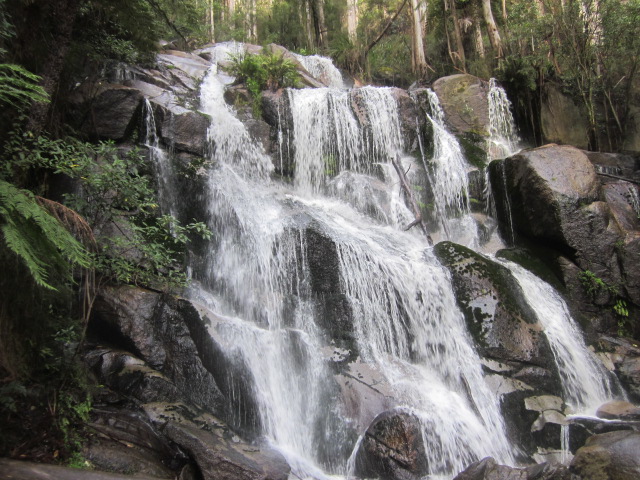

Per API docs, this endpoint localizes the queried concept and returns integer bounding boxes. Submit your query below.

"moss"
[457,132,488,169]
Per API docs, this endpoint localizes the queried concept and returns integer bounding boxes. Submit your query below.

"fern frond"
[0,64,49,110]
[0,180,90,290]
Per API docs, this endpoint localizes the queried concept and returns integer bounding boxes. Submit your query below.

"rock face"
[354,410,428,480]
[453,457,573,480]
[540,82,590,149]
[571,430,640,480]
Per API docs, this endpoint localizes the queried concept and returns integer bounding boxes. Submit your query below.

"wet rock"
[570,430,640,480]
[157,108,210,156]
[78,84,143,140]
[354,410,428,480]
[433,241,557,370]
[390,88,425,154]
[596,336,640,402]
[144,403,290,480]
[596,401,640,421]
[531,410,567,451]
[452,457,527,480]
[524,395,564,413]
[431,74,490,137]
[90,286,225,415]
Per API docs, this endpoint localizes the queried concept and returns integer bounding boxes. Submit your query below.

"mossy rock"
[434,241,555,368]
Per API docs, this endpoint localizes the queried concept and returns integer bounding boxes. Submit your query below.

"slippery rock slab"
[524,395,564,413]
[432,74,490,136]
[453,457,527,480]
[354,410,428,480]
[571,430,640,480]
[433,241,556,369]
[143,403,290,480]
[91,286,225,414]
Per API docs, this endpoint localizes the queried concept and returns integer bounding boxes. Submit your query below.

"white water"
[488,78,519,160]
[144,47,618,479]
[293,53,346,88]
[504,261,616,413]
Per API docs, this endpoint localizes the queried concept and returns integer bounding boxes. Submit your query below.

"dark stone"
[158,108,210,156]
[354,410,428,480]
[596,400,640,421]
[0,459,171,480]
[81,84,143,140]
[571,430,640,480]
[90,286,225,415]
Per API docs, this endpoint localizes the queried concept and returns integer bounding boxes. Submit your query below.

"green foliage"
[0,180,90,290]
[227,48,301,115]
[0,63,48,110]
[5,134,211,289]
[579,269,612,299]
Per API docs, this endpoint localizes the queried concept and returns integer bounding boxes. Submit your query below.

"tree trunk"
[209,0,215,43]
[346,0,359,43]
[311,0,329,51]
[409,0,428,77]
[481,0,504,59]
[445,0,466,71]
[26,0,81,133]
[473,3,486,59]
[305,0,314,50]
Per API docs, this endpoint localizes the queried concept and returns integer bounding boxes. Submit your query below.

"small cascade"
[293,53,346,88]
[627,185,640,218]
[142,99,178,217]
[503,261,617,413]
[487,78,519,160]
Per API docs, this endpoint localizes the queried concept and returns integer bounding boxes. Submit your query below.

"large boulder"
[431,74,490,137]
[453,457,572,480]
[77,84,143,140]
[570,430,640,480]
[354,410,428,480]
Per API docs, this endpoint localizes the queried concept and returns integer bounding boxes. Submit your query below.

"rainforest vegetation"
[0,0,638,469]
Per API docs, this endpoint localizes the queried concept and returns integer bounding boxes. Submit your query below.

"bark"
[26,0,81,133]
[346,0,359,43]
[311,0,329,51]
[473,3,486,59]
[209,0,215,43]
[409,0,429,77]
[445,0,466,71]
[481,0,504,59]
[305,1,314,50]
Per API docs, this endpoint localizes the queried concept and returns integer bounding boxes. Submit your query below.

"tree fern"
[0,64,48,110]
[0,180,90,290]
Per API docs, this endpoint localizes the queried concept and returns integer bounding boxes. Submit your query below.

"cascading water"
[503,261,617,413]
[486,79,520,243]
[146,47,618,480]
[293,53,346,88]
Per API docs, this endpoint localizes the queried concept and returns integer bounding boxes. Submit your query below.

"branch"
[391,156,433,246]
[365,0,409,56]
[145,0,188,46]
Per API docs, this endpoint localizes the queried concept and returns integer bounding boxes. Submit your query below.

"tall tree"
[444,0,466,71]
[409,0,429,76]
[481,0,504,59]
[346,0,359,43]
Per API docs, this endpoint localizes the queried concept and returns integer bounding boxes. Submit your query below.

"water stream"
[146,49,617,479]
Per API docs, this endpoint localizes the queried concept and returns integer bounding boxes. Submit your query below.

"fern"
[0,180,90,290]
[0,64,48,110]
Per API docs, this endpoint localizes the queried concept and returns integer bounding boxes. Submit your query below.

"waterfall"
[142,48,618,480]
[502,261,617,413]
[293,53,346,88]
